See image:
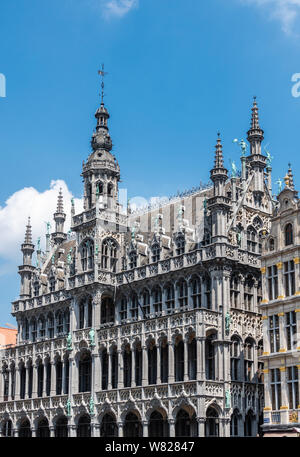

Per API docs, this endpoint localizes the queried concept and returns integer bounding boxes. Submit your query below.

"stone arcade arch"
[123,412,142,437]
[19,418,32,437]
[205,406,219,437]
[100,413,118,437]
[148,410,169,437]
[55,416,68,437]
[36,417,50,437]
[77,414,91,437]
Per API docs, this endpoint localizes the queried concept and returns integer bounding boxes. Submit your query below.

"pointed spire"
[288,163,294,189]
[214,132,224,169]
[247,96,264,156]
[56,188,64,213]
[250,96,260,130]
[24,217,32,244]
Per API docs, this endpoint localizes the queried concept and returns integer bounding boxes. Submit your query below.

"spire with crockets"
[52,189,67,245]
[24,216,33,244]
[247,96,264,156]
[288,163,294,190]
[19,217,35,297]
[210,133,228,197]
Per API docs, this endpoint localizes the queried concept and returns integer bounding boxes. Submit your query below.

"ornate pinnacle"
[56,188,64,213]
[24,217,32,244]
[214,133,224,169]
[251,96,260,130]
[288,163,294,189]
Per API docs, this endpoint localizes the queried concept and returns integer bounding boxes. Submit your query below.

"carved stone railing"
[0,395,68,414]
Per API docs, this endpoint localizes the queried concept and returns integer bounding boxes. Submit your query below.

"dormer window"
[175,233,185,256]
[101,238,118,272]
[128,250,137,269]
[33,281,40,297]
[81,240,94,271]
[151,243,160,263]
[285,223,293,246]
[49,277,56,293]
[247,226,257,253]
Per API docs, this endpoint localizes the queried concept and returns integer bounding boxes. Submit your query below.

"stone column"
[197,418,205,437]
[49,426,55,437]
[157,344,161,384]
[117,350,123,389]
[94,354,101,393]
[50,362,56,396]
[280,367,289,424]
[108,350,112,390]
[118,422,123,437]
[15,368,20,401]
[294,257,300,294]
[142,420,148,437]
[142,346,148,386]
[169,419,175,437]
[295,310,300,351]
[261,316,270,355]
[276,262,284,299]
[168,344,175,383]
[32,364,38,398]
[131,347,136,387]
[278,312,287,353]
[184,339,189,381]
[42,363,47,397]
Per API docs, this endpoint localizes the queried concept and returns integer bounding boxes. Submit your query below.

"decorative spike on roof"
[24,217,32,244]
[56,188,64,213]
[288,163,294,189]
[250,96,260,130]
[214,132,224,169]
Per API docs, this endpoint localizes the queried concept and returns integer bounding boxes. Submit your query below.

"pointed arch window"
[247,226,257,253]
[101,348,108,390]
[205,333,216,380]
[38,317,45,339]
[152,286,162,315]
[37,360,44,397]
[20,363,26,399]
[47,313,54,338]
[142,289,150,318]
[230,336,241,381]
[123,346,132,388]
[191,276,201,308]
[130,293,139,320]
[244,338,254,382]
[165,284,175,311]
[86,183,92,209]
[188,338,197,380]
[244,275,254,311]
[174,339,184,382]
[101,296,114,324]
[56,311,64,335]
[23,318,29,341]
[111,348,118,389]
[31,318,37,342]
[101,238,118,272]
[175,233,185,256]
[160,340,169,383]
[204,275,211,309]
[178,279,188,310]
[151,242,161,263]
[49,276,56,293]
[33,281,40,297]
[135,343,142,386]
[56,359,63,395]
[107,182,114,196]
[285,223,293,246]
[81,240,94,271]
[230,275,240,308]
[120,296,128,322]
[128,249,137,269]
[148,343,157,384]
[79,353,91,392]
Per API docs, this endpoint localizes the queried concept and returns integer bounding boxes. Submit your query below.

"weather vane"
[98,64,108,103]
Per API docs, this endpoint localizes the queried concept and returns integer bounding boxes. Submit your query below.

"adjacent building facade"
[260,171,300,437]
[0,88,274,437]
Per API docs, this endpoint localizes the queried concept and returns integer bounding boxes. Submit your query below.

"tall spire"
[24,217,32,244]
[52,189,67,245]
[214,132,224,169]
[57,188,64,213]
[247,96,264,155]
[288,163,294,189]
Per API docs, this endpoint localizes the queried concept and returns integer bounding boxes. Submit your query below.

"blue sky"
[0,0,300,325]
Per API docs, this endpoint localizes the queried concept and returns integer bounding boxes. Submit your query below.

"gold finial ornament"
[284,173,290,187]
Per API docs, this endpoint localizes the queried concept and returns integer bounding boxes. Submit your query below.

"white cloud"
[239,0,300,34]
[101,0,138,18]
[0,180,83,265]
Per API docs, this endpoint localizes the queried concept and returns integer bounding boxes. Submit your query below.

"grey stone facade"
[0,92,273,437]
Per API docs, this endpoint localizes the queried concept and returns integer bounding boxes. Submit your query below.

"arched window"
[77,415,91,437]
[55,416,68,437]
[165,284,175,311]
[3,365,9,401]
[31,318,37,342]
[204,275,211,309]
[81,240,94,271]
[56,311,64,335]
[244,276,254,311]
[205,407,219,437]
[149,411,169,437]
[33,281,40,297]
[152,286,162,315]
[101,413,117,437]
[28,360,33,399]
[1,420,12,437]
[20,363,26,399]
[64,309,70,334]
[175,410,194,437]
[46,359,51,397]
[175,233,185,256]
[120,296,127,322]
[230,336,241,381]
[142,289,150,318]
[151,242,161,263]
[56,359,63,395]
[130,293,139,320]
[101,238,118,272]
[123,412,142,437]
[96,181,103,196]
[148,343,157,385]
[191,276,201,308]
[36,418,50,438]
[269,238,275,251]
[230,410,240,436]
[244,410,254,436]
[128,250,137,269]
[247,226,257,253]
[205,333,216,380]
[107,182,114,197]
[79,353,91,392]
[49,276,56,293]
[230,275,240,308]
[174,339,184,382]
[244,338,254,382]
[38,317,45,339]
[10,364,15,400]
[285,223,293,246]
[123,346,132,388]
[178,279,188,310]
[101,297,115,324]
[257,340,264,383]
[79,299,85,329]
[47,313,54,338]
[19,419,32,437]
[101,348,108,390]
[23,318,29,341]
[64,356,70,395]
[188,338,197,380]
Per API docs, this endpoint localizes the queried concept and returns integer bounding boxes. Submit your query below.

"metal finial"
[98,64,108,103]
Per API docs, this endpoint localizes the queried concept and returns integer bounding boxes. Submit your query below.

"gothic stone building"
[0,92,274,437]
[260,170,300,437]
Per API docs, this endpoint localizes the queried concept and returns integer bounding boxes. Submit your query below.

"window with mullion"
[230,276,240,308]
[142,290,150,318]
[130,295,139,320]
[284,261,295,297]
[191,277,201,308]
[153,287,162,314]
[269,315,280,353]
[287,366,299,410]
[178,280,188,309]
[286,311,297,350]
[165,285,175,311]
[267,265,278,301]
[120,297,127,321]
[271,368,281,410]
[56,361,63,395]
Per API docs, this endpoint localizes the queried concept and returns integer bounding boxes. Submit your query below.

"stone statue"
[225,389,231,408]
[89,328,95,347]
[276,178,283,193]
[233,138,247,157]
[66,399,72,416]
[225,311,230,334]
[236,231,241,248]
[67,332,72,350]
[95,244,99,255]
[51,255,55,265]
[45,221,51,235]
[264,145,274,167]
[37,237,41,251]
